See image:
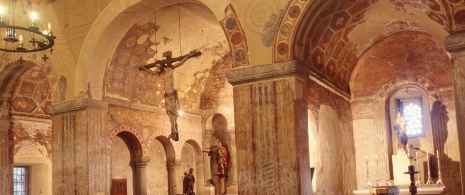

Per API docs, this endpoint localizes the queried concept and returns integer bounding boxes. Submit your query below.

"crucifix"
[139,49,201,141]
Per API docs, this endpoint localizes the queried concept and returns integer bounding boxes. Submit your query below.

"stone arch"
[273,0,313,63]
[0,55,61,103]
[74,0,238,99]
[374,75,441,107]
[182,139,205,194]
[13,141,50,161]
[220,5,249,67]
[371,75,442,172]
[107,125,146,158]
[147,134,176,162]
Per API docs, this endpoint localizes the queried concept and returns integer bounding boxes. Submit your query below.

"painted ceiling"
[294,0,464,93]
[9,66,51,117]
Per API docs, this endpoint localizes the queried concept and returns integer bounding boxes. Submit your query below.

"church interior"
[0,0,465,194]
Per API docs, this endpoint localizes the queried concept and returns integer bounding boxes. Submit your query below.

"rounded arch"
[182,139,205,194]
[0,55,61,103]
[374,75,441,108]
[371,75,442,169]
[147,135,176,162]
[74,0,236,99]
[13,141,50,161]
[107,125,146,158]
[273,0,315,63]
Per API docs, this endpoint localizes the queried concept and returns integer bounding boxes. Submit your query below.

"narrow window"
[13,167,28,195]
[398,97,424,136]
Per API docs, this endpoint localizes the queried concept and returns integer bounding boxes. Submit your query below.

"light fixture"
[0,0,55,60]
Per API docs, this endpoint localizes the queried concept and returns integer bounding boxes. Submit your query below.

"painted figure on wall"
[183,168,195,195]
[139,50,201,141]
[393,111,408,154]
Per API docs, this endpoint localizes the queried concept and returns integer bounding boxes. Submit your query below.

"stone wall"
[307,80,355,195]
[350,31,460,194]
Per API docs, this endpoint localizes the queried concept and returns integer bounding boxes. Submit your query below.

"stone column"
[227,61,311,195]
[134,157,150,195]
[0,117,12,195]
[446,32,465,194]
[167,160,182,195]
[49,98,109,195]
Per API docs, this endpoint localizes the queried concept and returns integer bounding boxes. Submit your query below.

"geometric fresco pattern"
[293,0,462,93]
[9,66,52,117]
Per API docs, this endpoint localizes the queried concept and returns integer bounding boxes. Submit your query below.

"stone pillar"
[167,160,182,195]
[134,157,150,195]
[49,98,109,195]
[227,61,311,195]
[446,32,465,194]
[0,117,12,195]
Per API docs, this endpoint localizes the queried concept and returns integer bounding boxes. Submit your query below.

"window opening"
[13,167,28,195]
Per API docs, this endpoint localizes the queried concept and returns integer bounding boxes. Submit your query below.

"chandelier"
[0,0,55,58]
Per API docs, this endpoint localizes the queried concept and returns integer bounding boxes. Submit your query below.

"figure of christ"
[139,49,201,141]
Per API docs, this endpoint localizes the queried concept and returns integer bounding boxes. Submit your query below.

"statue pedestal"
[392,154,410,185]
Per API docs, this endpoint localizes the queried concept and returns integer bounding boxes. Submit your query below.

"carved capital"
[227,60,309,86]
[446,33,465,53]
[133,156,150,168]
[166,160,182,169]
[48,98,108,115]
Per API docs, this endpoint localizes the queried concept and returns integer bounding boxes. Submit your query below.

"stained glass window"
[13,167,27,195]
[403,101,423,136]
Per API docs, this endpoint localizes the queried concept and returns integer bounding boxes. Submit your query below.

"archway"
[14,144,52,195]
[147,136,174,195]
[110,131,144,195]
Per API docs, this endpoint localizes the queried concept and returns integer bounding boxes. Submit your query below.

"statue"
[217,141,228,176]
[183,168,195,195]
[139,50,201,141]
[393,112,408,154]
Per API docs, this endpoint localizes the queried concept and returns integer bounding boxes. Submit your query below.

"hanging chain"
[177,1,182,56]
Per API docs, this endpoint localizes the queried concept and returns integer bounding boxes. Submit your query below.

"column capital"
[166,160,182,168]
[48,98,108,115]
[446,32,465,53]
[227,60,308,86]
[133,156,150,168]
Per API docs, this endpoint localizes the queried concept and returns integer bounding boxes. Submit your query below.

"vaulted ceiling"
[294,0,464,93]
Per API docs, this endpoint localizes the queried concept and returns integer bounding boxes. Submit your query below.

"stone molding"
[48,98,108,115]
[446,32,465,53]
[308,71,351,101]
[107,97,201,120]
[227,60,309,85]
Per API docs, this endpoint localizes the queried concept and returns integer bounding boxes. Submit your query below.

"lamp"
[0,0,55,58]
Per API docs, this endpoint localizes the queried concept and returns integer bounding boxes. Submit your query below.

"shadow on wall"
[430,101,461,194]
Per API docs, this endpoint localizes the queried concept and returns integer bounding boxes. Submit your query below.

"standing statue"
[217,141,228,176]
[393,112,408,154]
[139,50,201,141]
[183,168,195,195]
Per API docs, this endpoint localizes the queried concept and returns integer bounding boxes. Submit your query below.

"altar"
[353,185,445,195]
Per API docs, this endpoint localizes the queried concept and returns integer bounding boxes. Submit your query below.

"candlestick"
[436,150,443,185]
[366,155,371,187]
[426,150,433,184]
[415,151,421,186]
